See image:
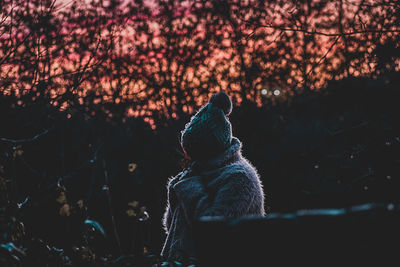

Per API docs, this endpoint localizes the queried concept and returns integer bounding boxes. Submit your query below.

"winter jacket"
[161,137,265,261]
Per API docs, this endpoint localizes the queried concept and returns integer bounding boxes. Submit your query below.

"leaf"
[128,162,137,172]
[12,145,24,158]
[126,209,136,217]
[76,199,84,209]
[128,200,139,208]
[56,192,67,204]
[84,220,106,237]
[59,204,71,216]
[0,176,6,186]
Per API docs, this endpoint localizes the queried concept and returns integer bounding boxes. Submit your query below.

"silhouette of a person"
[161,91,265,262]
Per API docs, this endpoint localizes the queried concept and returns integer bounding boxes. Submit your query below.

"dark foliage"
[1,73,399,265]
[1,0,399,265]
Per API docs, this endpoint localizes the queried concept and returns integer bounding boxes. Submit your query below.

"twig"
[244,21,400,37]
[102,159,122,255]
[12,142,103,214]
[18,156,47,177]
[298,35,342,85]
[87,141,102,202]
[0,129,50,144]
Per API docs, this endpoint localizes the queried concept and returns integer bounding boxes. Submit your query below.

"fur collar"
[190,137,242,172]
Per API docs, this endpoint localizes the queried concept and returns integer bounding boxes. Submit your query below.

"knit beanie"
[181,91,233,161]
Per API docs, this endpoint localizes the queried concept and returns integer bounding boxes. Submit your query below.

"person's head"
[180,91,233,161]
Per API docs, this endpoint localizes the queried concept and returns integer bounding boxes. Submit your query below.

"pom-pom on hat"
[181,91,233,161]
[209,91,232,115]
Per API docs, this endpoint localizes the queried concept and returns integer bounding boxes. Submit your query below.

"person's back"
[161,91,265,263]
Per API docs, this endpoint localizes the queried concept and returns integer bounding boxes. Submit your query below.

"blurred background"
[0,0,400,264]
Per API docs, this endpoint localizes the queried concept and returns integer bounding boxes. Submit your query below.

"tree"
[1,0,399,126]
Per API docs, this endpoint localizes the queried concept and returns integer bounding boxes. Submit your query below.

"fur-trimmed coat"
[161,137,265,261]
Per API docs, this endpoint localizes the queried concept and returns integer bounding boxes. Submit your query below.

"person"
[161,91,265,262]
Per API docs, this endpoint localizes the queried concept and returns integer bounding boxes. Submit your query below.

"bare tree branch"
[0,129,50,144]
[244,21,400,37]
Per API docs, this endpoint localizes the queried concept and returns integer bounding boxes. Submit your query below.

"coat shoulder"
[222,155,260,181]
[167,170,185,189]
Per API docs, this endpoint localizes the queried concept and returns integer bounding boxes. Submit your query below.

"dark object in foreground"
[193,202,400,266]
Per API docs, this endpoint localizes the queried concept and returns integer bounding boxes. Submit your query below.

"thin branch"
[0,31,33,66]
[1,59,109,88]
[304,35,342,78]
[244,21,400,37]
[0,129,50,144]
[102,159,122,255]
